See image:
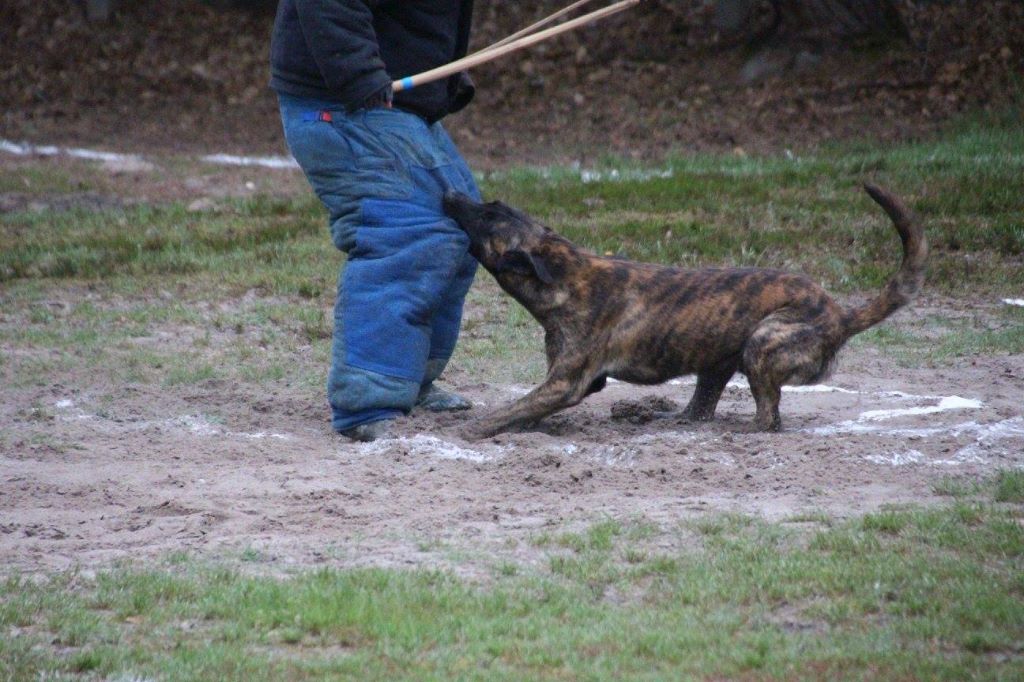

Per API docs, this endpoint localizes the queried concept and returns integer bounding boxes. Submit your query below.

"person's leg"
[414,123,481,408]
[279,96,419,434]
[280,96,476,435]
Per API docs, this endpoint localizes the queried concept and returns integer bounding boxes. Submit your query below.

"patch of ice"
[201,153,299,169]
[858,395,983,422]
[1002,298,1024,307]
[359,434,497,463]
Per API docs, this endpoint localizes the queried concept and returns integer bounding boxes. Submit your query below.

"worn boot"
[415,384,472,412]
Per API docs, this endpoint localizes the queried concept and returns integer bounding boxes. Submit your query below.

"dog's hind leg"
[743,316,834,432]
[682,357,738,422]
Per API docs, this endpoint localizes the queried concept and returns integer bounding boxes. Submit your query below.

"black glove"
[359,83,393,110]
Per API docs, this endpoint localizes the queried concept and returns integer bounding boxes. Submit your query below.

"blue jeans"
[278,94,480,431]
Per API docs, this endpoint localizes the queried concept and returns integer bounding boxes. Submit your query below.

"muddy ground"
[2,0,1023,573]
[3,294,1022,576]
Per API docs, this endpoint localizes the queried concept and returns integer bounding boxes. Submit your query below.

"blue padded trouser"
[279,94,479,432]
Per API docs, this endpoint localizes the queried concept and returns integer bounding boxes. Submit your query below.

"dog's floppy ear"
[494,249,556,284]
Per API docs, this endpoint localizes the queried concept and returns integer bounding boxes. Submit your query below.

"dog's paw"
[754,417,782,432]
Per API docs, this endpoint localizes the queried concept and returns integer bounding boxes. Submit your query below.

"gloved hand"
[360,83,393,110]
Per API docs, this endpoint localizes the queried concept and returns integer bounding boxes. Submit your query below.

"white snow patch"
[201,153,299,169]
[936,417,1024,466]
[235,431,291,441]
[1,138,301,171]
[730,376,863,395]
[2,139,144,165]
[360,434,497,463]
[176,415,220,437]
[783,384,859,394]
[864,450,926,466]
[629,431,698,446]
[809,422,959,437]
[54,399,74,409]
[66,147,142,163]
[589,445,639,467]
[118,414,293,441]
[579,168,674,184]
[1,139,56,156]
[813,418,1024,466]
[878,390,933,400]
[1002,298,1024,307]
[858,395,983,422]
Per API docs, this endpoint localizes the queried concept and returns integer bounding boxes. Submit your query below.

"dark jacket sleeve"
[292,0,392,109]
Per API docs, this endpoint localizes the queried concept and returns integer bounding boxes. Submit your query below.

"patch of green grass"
[2,502,1022,680]
[860,509,907,535]
[555,518,622,553]
[480,109,1024,294]
[783,510,833,525]
[0,194,326,290]
[993,470,1024,503]
[2,110,1022,393]
[163,361,218,387]
[0,165,82,195]
[851,307,1024,367]
[932,475,985,498]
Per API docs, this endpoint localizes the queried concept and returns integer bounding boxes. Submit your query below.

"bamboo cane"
[391,0,643,93]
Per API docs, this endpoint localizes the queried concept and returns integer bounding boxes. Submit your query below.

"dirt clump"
[610,395,682,424]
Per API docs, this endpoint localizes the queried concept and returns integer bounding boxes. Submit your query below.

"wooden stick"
[481,0,601,53]
[392,0,643,93]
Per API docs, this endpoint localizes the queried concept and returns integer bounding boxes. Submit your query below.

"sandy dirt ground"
[3,316,1022,576]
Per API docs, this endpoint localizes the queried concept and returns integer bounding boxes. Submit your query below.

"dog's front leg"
[461,363,596,440]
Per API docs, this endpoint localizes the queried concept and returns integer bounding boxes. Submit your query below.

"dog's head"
[444,192,581,310]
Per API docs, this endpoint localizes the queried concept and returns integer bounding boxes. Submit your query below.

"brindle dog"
[443,185,927,440]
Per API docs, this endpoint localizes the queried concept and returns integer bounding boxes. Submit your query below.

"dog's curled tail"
[841,184,928,339]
